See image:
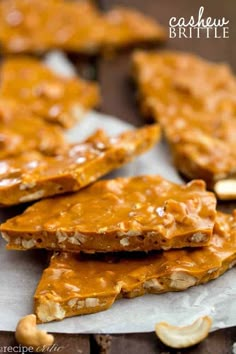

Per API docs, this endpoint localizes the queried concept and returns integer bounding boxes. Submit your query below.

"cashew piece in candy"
[155,316,212,349]
[15,314,54,350]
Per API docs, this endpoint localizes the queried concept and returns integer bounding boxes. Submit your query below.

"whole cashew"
[155,316,212,349]
[15,314,54,350]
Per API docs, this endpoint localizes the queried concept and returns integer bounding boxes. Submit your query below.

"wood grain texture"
[106,327,236,354]
[0,331,90,354]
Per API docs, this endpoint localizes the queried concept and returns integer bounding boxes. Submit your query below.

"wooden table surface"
[0,0,236,353]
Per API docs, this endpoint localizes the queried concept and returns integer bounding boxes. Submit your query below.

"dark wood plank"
[0,331,90,354]
[107,327,236,354]
[0,331,16,350]
[66,53,98,81]
[98,53,144,126]
[48,333,90,354]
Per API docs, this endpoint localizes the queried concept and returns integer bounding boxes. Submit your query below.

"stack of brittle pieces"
[0,0,235,329]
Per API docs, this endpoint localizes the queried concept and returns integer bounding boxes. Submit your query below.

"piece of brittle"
[33,211,235,322]
[0,124,160,206]
[102,7,166,51]
[1,174,216,252]
[132,51,236,195]
[0,57,100,128]
[0,99,66,158]
[0,0,165,54]
[0,0,104,54]
[161,110,236,189]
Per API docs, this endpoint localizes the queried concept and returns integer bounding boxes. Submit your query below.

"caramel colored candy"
[33,212,236,323]
[0,0,104,54]
[0,124,160,206]
[1,174,216,252]
[0,0,165,54]
[162,110,236,190]
[0,99,66,158]
[132,51,236,192]
[0,57,100,128]
[102,7,166,50]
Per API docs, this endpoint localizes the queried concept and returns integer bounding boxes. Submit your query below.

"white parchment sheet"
[0,52,235,333]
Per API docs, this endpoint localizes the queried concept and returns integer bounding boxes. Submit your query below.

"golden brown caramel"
[1,174,216,252]
[161,110,236,189]
[33,211,236,322]
[0,0,104,53]
[0,125,160,206]
[0,57,100,128]
[102,7,166,50]
[0,0,165,54]
[0,99,66,158]
[132,51,236,190]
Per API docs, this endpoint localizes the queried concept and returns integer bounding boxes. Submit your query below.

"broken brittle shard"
[0,0,166,54]
[0,124,160,206]
[0,57,100,128]
[102,7,166,50]
[1,173,216,252]
[33,211,236,323]
[0,0,104,54]
[132,51,236,196]
[0,99,66,158]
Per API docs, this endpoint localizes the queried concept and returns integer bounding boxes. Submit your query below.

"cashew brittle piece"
[0,0,165,54]
[155,316,212,349]
[0,124,160,207]
[33,212,236,322]
[1,175,216,252]
[0,57,100,128]
[132,51,236,193]
[15,314,54,350]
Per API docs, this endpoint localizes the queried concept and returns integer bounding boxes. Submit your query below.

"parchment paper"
[0,52,235,334]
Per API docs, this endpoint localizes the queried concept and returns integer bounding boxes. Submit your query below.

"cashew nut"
[169,271,197,290]
[214,179,236,200]
[155,316,212,349]
[15,314,54,350]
